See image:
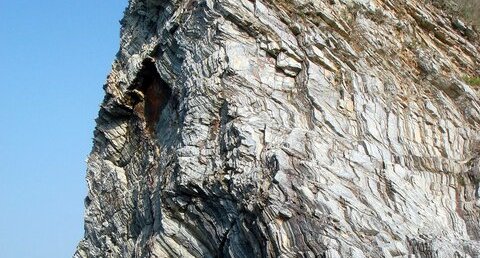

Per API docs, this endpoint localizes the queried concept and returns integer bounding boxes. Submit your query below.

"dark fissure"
[131,59,172,134]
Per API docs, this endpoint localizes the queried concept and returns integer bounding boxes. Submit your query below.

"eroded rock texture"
[75,0,480,257]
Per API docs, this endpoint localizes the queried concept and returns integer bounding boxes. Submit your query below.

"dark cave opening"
[131,59,172,134]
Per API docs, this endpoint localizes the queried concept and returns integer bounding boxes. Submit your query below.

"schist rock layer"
[75,0,480,257]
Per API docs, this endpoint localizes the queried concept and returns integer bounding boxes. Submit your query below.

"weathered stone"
[76,0,480,257]
[276,52,302,77]
[305,45,337,71]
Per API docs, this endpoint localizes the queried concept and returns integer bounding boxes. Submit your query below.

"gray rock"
[75,0,480,257]
[276,52,302,77]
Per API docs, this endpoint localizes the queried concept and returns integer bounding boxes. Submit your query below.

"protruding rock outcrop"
[76,0,480,257]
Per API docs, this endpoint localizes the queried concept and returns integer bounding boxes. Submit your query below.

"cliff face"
[75,0,480,257]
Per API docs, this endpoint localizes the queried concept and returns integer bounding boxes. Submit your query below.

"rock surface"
[75,0,480,257]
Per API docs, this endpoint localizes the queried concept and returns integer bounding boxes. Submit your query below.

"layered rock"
[75,0,480,257]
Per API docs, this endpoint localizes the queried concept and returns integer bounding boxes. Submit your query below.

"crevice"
[129,59,172,134]
[216,221,236,258]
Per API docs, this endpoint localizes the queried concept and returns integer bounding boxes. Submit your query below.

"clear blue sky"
[0,1,128,257]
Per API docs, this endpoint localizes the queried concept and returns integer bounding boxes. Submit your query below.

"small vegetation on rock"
[463,76,480,87]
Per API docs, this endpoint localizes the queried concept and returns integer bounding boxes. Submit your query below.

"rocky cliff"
[75,0,480,257]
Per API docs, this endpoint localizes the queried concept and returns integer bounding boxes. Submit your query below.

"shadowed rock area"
[130,59,172,134]
[75,0,480,257]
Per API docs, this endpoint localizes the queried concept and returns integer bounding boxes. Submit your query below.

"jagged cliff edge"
[75,0,480,257]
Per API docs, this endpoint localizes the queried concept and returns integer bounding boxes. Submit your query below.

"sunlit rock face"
[75,0,480,257]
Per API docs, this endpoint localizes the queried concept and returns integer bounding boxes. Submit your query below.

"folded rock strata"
[75,0,480,257]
